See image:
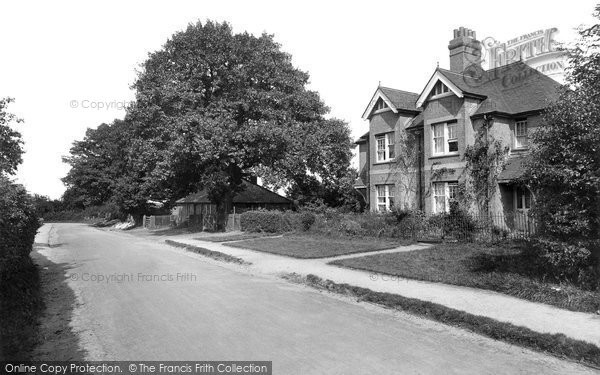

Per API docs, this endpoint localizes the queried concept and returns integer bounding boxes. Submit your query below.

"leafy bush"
[40,203,124,222]
[240,210,285,233]
[0,178,40,278]
[425,203,476,241]
[299,211,316,231]
[527,239,598,287]
[395,210,427,238]
[444,202,477,241]
[358,213,390,237]
[338,219,363,236]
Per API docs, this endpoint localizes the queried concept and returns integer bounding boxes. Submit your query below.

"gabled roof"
[362,86,420,120]
[175,179,292,205]
[424,62,562,117]
[415,70,467,107]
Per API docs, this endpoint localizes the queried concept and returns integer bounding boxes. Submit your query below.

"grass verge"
[164,240,251,265]
[284,273,600,369]
[331,243,600,313]
[225,234,410,259]
[0,257,44,360]
[196,232,279,243]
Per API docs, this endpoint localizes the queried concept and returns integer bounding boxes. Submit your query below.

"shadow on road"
[29,249,88,361]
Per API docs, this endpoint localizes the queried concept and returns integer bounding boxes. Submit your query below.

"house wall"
[422,95,475,213]
[470,113,542,216]
[367,110,418,211]
[359,92,545,215]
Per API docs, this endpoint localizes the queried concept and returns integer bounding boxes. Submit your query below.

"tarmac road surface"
[31,223,599,374]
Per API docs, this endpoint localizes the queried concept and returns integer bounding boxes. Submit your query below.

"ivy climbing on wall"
[464,116,509,215]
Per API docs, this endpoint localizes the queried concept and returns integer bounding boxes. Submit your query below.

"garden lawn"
[225,234,410,258]
[330,243,600,314]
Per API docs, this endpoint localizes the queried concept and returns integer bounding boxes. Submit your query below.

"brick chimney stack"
[448,27,482,73]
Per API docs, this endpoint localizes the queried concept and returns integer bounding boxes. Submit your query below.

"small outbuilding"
[172,179,293,228]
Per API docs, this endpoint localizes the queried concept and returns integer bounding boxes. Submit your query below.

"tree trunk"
[215,193,232,232]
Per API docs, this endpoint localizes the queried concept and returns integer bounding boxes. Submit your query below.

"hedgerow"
[0,178,40,278]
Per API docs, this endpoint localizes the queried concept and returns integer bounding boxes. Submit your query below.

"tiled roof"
[175,180,292,205]
[437,61,562,117]
[498,155,530,182]
[379,86,420,112]
[406,112,424,130]
[354,131,369,145]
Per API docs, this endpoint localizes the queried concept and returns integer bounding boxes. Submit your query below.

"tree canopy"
[0,98,24,176]
[62,21,356,219]
[62,119,131,209]
[525,5,600,242]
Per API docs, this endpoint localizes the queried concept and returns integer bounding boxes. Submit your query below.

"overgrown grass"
[0,258,44,360]
[164,240,251,265]
[331,242,600,313]
[225,234,411,259]
[285,273,600,369]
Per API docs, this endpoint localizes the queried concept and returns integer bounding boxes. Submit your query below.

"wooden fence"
[142,215,175,229]
[143,213,242,232]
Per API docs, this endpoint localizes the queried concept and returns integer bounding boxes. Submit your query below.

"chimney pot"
[448,27,481,73]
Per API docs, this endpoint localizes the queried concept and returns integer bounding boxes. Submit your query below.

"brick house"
[355,27,561,225]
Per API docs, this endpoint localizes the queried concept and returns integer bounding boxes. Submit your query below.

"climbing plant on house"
[389,130,421,209]
[464,116,509,215]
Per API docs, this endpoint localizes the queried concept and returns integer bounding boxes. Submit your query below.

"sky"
[1,0,597,199]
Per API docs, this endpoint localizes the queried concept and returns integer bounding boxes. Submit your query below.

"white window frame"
[432,181,458,213]
[375,132,395,162]
[431,121,459,156]
[447,122,458,153]
[514,187,532,211]
[514,120,528,149]
[376,184,395,212]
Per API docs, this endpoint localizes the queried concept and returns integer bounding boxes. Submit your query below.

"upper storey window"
[431,81,449,97]
[514,120,529,149]
[431,121,458,156]
[376,133,395,162]
[374,98,388,111]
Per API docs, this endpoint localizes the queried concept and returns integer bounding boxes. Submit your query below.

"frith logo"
[480,28,567,82]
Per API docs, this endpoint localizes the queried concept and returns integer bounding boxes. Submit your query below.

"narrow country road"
[31,223,597,374]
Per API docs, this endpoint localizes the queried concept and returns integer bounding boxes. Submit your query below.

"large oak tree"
[121,21,353,223]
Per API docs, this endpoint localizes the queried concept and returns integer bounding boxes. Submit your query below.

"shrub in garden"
[338,219,363,236]
[357,212,393,237]
[395,209,427,238]
[240,210,284,233]
[527,238,598,288]
[444,202,476,241]
[299,211,316,231]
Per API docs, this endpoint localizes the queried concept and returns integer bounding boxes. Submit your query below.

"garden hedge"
[0,178,40,279]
